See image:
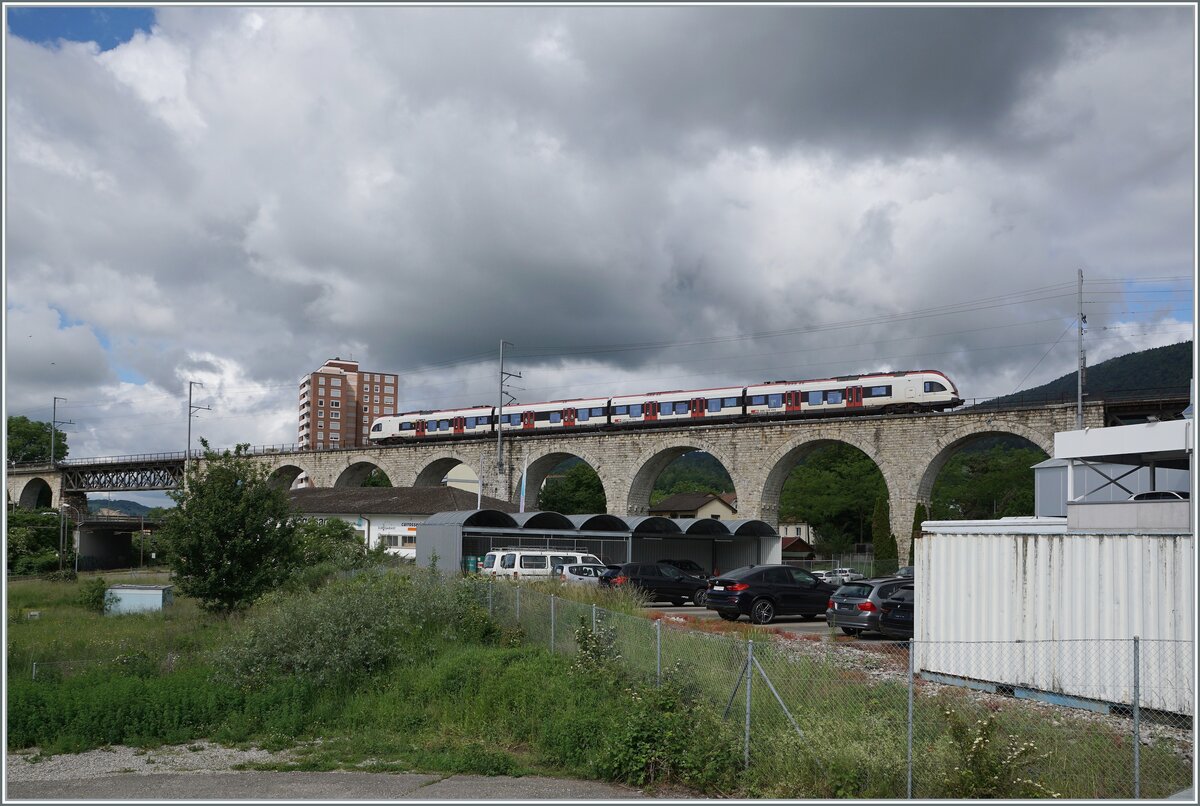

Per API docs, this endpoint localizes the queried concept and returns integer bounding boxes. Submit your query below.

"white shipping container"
[915,521,1193,715]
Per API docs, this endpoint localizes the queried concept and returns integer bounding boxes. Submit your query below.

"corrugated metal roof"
[566,514,628,532]
[423,510,519,528]
[622,515,683,534]
[724,519,778,537]
[288,487,517,515]
[672,518,730,535]
[510,511,575,530]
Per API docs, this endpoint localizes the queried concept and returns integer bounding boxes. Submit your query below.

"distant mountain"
[89,499,153,517]
[989,340,1193,407]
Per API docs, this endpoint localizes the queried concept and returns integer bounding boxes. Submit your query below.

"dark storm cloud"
[4,5,1193,457]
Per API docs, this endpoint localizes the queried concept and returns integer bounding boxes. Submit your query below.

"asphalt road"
[6,771,671,800]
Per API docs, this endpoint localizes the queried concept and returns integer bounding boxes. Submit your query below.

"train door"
[521,410,536,430]
[643,400,657,421]
[785,391,804,412]
[689,397,706,418]
[845,387,863,409]
[563,408,577,427]
[452,416,465,434]
[415,420,427,437]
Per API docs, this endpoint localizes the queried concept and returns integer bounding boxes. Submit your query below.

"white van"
[481,549,604,580]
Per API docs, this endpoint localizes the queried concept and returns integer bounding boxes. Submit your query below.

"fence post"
[655,619,662,687]
[907,639,915,799]
[516,585,521,622]
[550,594,556,653]
[1133,635,1141,800]
[487,579,493,616]
[744,639,753,770]
[31,662,37,681]
[591,603,597,634]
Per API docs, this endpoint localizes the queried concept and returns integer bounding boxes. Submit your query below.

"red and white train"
[367,370,961,444]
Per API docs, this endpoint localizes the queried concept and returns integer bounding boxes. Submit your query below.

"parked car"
[552,563,610,585]
[705,564,837,625]
[599,562,710,606]
[659,558,712,580]
[1129,490,1190,501]
[482,549,604,580]
[810,570,832,583]
[826,576,912,636]
[878,584,915,640]
[896,565,914,578]
[827,567,865,585]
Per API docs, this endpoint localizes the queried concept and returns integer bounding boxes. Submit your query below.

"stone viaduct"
[7,403,1105,564]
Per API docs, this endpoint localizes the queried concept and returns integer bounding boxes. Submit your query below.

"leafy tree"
[363,469,392,487]
[651,452,734,505]
[779,444,885,552]
[6,416,68,463]
[6,508,63,575]
[294,518,370,568]
[931,444,1045,520]
[159,440,298,614]
[538,463,606,514]
[871,496,897,571]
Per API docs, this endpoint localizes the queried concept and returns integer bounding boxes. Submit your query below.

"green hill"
[88,499,153,517]
[989,340,1193,407]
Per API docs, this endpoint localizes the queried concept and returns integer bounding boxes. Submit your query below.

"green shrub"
[77,578,115,614]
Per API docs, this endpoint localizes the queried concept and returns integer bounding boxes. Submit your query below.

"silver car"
[826,576,912,636]
[552,563,609,585]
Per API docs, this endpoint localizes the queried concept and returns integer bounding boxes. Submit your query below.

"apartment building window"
[318,399,324,407]
[373,385,380,392]
[384,396,394,405]
[330,400,340,408]
[331,411,340,419]
[373,395,380,403]
[362,416,369,423]
[383,407,393,414]
[317,423,324,431]
[317,410,324,419]
[330,378,341,387]
[331,434,339,442]
[330,389,341,397]
[374,406,380,414]
[384,385,394,394]
[363,405,369,413]
[318,377,325,385]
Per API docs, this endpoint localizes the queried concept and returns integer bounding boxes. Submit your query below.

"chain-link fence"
[478,580,1193,799]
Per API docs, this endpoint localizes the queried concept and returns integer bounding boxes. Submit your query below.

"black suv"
[599,562,710,606]
[659,558,712,580]
[705,564,837,624]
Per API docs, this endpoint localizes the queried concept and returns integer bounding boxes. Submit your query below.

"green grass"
[6,569,1192,799]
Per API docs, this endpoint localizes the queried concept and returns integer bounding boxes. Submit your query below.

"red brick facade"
[298,358,399,451]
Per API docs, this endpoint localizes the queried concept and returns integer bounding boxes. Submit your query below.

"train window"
[768,394,783,408]
[674,402,688,414]
[372,423,383,432]
[750,395,766,406]
[924,381,946,393]
[866,385,892,397]
[614,405,628,415]
[577,409,590,421]
[708,399,722,412]
[723,397,739,407]
[661,402,672,415]
[439,420,450,430]
[400,422,412,430]
[630,404,642,417]
[827,390,843,404]
[591,407,605,416]
[804,391,820,405]
[549,412,562,424]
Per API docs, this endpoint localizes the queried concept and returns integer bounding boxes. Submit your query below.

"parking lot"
[649,604,833,636]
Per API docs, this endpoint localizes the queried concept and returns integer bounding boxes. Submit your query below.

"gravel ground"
[4,742,696,800]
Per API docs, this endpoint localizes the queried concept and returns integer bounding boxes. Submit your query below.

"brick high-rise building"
[298,358,400,451]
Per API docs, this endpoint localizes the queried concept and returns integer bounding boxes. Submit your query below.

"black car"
[705,564,837,624]
[659,558,712,580]
[878,584,915,640]
[599,562,710,606]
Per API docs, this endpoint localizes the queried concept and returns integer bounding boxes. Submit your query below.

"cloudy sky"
[4,5,1196,483]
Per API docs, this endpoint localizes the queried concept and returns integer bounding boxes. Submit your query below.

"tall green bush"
[871,496,897,571]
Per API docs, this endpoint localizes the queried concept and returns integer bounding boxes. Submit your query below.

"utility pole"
[496,340,521,499]
[1076,269,1086,430]
[186,381,211,487]
[50,397,73,466]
